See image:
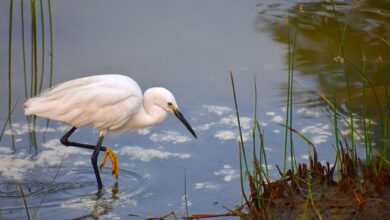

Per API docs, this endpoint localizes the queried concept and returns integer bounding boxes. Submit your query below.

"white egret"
[24,74,197,189]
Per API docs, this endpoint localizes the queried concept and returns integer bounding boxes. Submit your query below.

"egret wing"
[24,75,143,131]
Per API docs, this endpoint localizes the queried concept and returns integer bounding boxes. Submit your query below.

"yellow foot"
[100,147,119,179]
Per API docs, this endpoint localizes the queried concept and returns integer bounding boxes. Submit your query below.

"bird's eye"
[167,102,173,106]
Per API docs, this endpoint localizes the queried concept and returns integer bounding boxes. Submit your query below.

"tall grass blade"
[30,0,38,153]
[184,169,189,217]
[344,59,386,164]
[345,74,357,174]
[229,71,249,173]
[31,0,38,96]
[252,74,258,177]
[330,1,365,176]
[44,0,54,140]
[7,0,16,151]
[283,5,302,175]
[47,0,54,88]
[229,71,250,205]
[256,121,269,180]
[38,0,45,92]
[282,14,291,176]
[360,53,373,165]
[362,83,372,165]
[279,123,316,157]
[21,0,28,99]
[238,141,249,205]
[332,74,342,179]
[251,75,266,208]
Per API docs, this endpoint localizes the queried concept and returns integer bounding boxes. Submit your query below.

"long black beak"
[173,109,197,139]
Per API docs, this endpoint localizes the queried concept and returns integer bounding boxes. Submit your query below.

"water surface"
[0,0,388,219]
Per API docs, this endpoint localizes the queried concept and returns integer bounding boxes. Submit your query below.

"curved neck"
[123,99,168,131]
[142,101,168,127]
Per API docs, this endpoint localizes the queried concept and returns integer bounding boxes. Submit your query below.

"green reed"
[21,0,28,99]
[330,0,389,172]
[183,169,189,217]
[230,71,250,205]
[252,75,259,182]
[5,2,56,202]
[362,83,373,166]
[38,0,45,92]
[230,72,272,210]
[282,5,303,177]
[30,0,38,96]
[44,0,54,140]
[8,0,16,151]
[256,121,269,180]
[253,75,270,184]
[29,0,38,153]
[282,13,292,177]
[331,74,342,180]
[8,0,14,112]
[229,4,305,210]
[330,1,360,177]
[345,75,358,171]
[5,0,56,154]
[229,71,250,173]
[19,0,55,151]
[251,75,267,208]
[48,0,54,88]
[281,122,324,219]
[230,70,326,215]
[360,53,374,166]
[20,0,36,152]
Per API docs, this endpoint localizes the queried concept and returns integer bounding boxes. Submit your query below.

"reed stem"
[38,0,45,92]
[8,0,16,151]
[21,0,28,99]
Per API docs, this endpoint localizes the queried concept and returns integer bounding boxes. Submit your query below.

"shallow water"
[0,0,388,219]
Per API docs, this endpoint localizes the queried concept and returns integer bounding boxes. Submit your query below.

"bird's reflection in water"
[110,181,120,201]
[70,182,119,220]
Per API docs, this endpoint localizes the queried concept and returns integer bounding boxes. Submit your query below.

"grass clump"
[228,1,390,219]
[229,70,390,219]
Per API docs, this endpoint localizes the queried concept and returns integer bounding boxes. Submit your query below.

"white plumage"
[24,74,197,138]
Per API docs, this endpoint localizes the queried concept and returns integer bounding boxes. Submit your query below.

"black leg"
[60,127,107,189]
[60,127,107,152]
[92,135,104,189]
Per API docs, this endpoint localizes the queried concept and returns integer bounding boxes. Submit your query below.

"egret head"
[146,87,197,139]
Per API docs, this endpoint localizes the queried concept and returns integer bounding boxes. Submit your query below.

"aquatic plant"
[5,0,55,153]
[4,0,56,218]
[228,1,390,219]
